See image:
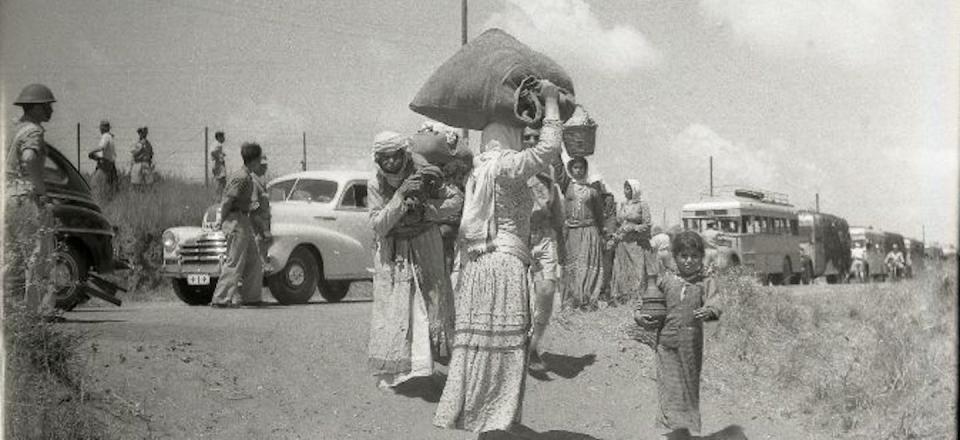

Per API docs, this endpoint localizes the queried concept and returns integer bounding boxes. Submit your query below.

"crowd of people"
[361,82,720,440]
[7,79,721,440]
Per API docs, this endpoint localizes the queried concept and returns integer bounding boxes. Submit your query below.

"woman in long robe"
[610,179,657,304]
[561,157,605,310]
[367,131,461,389]
[434,82,563,437]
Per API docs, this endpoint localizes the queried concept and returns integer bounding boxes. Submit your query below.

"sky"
[1,0,957,246]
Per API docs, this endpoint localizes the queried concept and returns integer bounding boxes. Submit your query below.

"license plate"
[187,274,210,285]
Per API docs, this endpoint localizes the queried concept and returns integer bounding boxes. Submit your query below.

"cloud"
[668,124,824,205]
[699,0,935,67]
[484,0,659,75]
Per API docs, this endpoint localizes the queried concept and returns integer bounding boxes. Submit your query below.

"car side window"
[288,179,337,203]
[269,179,297,202]
[339,182,369,210]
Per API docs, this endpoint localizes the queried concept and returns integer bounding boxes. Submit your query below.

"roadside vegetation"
[706,268,956,438]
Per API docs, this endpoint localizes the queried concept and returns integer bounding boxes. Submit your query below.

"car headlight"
[162,231,178,253]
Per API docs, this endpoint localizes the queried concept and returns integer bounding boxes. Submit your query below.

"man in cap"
[5,84,60,321]
[89,119,118,197]
[250,154,272,271]
[210,142,265,308]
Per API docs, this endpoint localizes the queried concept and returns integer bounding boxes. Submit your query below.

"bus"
[848,226,903,281]
[681,188,804,284]
[797,211,851,284]
[903,237,925,277]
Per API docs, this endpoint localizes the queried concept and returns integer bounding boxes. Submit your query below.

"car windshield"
[287,179,338,203]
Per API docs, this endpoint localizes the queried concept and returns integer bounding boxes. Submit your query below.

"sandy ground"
[62,283,820,440]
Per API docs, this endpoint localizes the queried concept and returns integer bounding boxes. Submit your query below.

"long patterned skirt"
[563,225,605,308]
[612,241,660,304]
[434,251,530,433]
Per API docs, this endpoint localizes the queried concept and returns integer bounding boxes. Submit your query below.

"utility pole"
[460,0,469,146]
[662,208,666,228]
[815,193,820,212]
[709,156,714,197]
[922,225,926,243]
[204,127,209,188]
[301,132,307,171]
[76,123,81,173]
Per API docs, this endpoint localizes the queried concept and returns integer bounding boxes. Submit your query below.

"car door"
[332,179,374,278]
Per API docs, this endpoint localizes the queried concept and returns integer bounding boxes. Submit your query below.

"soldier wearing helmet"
[6,83,60,321]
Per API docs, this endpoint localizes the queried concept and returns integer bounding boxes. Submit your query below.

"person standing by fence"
[211,130,227,196]
[5,84,61,321]
[130,126,155,191]
[89,119,119,198]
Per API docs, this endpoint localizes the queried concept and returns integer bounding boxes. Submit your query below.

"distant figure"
[850,241,867,282]
[884,243,905,281]
[610,180,657,305]
[600,190,618,304]
[89,119,119,198]
[6,83,60,321]
[561,156,606,310]
[701,221,722,269]
[130,126,155,191]
[635,231,721,440]
[250,154,272,266]
[211,131,227,196]
[650,225,676,273]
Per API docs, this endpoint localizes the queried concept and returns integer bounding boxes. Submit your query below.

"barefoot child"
[635,230,721,440]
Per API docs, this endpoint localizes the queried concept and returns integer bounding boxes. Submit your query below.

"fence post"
[76,122,81,173]
[204,127,209,187]
[301,132,307,171]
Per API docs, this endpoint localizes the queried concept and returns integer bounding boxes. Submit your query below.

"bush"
[706,268,957,438]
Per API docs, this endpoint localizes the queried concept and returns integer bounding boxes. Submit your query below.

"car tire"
[267,247,318,305]
[318,280,350,303]
[51,244,90,311]
[171,279,215,305]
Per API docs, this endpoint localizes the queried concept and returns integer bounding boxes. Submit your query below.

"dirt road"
[64,285,819,440]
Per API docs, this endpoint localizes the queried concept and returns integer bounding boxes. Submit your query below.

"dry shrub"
[706,267,957,438]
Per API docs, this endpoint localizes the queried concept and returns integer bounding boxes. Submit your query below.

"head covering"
[625,179,642,202]
[459,122,521,257]
[652,225,664,236]
[372,131,412,188]
[566,156,589,184]
[137,126,148,135]
[100,119,110,127]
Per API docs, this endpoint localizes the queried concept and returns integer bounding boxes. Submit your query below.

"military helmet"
[14,84,56,105]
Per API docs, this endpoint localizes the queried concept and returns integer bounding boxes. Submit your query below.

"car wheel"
[51,245,90,311]
[267,247,318,305]
[319,280,350,303]
[171,279,215,305]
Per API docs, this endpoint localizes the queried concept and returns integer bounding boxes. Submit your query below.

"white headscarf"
[372,131,411,188]
[625,179,642,202]
[458,122,523,257]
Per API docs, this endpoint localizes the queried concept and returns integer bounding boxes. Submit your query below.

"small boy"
[635,230,722,440]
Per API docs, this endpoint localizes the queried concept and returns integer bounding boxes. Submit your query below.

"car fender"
[267,223,367,278]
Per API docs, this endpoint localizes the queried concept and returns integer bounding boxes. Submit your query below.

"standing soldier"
[211,131,227,197]
[89,119,119,198]
[5,84,60,321]
[523,127,566,372]
[210,142,264,308]
[130,126,155,191]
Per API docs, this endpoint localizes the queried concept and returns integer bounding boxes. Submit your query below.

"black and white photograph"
[1,1,957,439]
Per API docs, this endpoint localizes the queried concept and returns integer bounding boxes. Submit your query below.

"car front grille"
[178,237,227,263]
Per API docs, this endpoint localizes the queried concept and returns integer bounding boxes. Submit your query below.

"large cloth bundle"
[410,28,575,130]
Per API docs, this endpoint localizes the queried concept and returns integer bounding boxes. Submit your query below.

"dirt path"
[64,285,820,440]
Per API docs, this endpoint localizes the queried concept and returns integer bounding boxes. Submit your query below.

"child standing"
[635,230,722,440]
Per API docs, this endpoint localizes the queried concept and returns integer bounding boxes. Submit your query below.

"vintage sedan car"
[160,170,375,305]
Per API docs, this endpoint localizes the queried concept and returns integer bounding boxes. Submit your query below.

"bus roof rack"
[701,185,792,206]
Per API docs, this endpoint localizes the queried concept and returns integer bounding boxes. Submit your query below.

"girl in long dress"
[610,179,657,304]
[561,157,605,310]
[434,82,563,436]
[367,132,461,389]
[635,231,722,440]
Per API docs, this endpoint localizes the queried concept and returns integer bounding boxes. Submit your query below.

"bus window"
[790,219,799,236]
[741,216,750,233]
[720,219,739,233]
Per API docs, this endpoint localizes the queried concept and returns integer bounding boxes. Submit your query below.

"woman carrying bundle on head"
[433,82,564,437]
[366,132,461,390]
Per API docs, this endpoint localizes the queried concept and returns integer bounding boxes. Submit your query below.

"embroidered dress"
[651,271,721,433]
[611,186,656,303]
[434,120,562,433]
